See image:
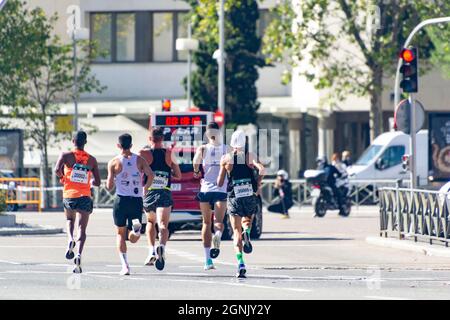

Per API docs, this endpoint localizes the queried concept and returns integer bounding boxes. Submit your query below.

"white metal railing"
[379,186,450,246]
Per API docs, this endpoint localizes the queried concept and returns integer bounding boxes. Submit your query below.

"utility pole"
[218,0,225,117]
[72,9,79,132]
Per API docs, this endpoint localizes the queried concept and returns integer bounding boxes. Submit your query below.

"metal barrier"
[379,186,450,246]
[0,178,42,212]
[260,179,403,208]
[93,181,116,208]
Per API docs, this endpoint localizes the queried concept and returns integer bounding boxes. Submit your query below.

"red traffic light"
[400,48,415,62]
[162,99,171,112]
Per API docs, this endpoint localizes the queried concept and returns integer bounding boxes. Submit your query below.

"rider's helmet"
[316,156,328,169]
[276,170,288,180]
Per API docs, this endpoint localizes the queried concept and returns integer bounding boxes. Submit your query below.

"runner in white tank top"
[193,122,230,270]
[115,154,144,197]
[106,134,154,276]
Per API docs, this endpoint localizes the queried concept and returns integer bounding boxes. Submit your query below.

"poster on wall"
[0,129,24,177]
[429,113,450,181]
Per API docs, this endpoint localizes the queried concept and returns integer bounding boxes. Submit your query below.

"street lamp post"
[218,0,225,117]
[68,9,89,132]
[0,0,8,11]
[176,23,199,110]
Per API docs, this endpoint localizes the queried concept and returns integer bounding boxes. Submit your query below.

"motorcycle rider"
[316,156,343,213]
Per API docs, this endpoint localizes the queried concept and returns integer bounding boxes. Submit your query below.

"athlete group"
[54,122,265,278]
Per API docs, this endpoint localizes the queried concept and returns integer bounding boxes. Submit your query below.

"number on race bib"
[70,164,89,184]
[151,171,169,189]
[233,179,254,198]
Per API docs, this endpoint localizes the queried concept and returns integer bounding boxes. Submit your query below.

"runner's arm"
[192,145,204,178]
[90,156,101,187]
[138,156,154,191]
[250,152,265,187]
[217,155,229,187]
[54,153,66,179]
[106,159,115,191]
[171,157,182,180]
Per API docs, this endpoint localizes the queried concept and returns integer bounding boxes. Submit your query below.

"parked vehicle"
[347,130,428,185]
[304,169,351,217]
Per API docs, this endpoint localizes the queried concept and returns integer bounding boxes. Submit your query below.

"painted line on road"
[0,259,21,265]
[365,295,410,300]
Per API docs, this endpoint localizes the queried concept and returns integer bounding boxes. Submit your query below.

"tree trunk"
[369,67,384,142]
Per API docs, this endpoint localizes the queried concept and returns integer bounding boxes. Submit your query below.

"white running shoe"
[131,219,142,236]
[144,254,157,266]
[120,265,130,276]
[73,255,82,274]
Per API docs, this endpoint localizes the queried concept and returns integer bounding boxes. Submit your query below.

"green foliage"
[263,0,449,139]
[0,191,6,214]
[186,0,265,126]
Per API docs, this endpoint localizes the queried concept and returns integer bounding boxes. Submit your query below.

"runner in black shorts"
[139,127,181,271]
[217,130,265,278]
[107,134,154,276]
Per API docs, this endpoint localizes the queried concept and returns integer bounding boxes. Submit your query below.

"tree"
[0,1,104,205]
[185,0,265,127]
[263,0,449,141]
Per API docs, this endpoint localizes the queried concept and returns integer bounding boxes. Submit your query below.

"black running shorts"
[63,196,93,214]
[227,194,258,217]
[144,189,173,212]
[113,195,143,230]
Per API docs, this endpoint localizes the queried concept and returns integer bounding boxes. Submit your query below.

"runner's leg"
[242,214,253,254]
[64,208,76,260]
[230,214,246,278]
[144,211,157,265]
[200,202,214,269]
[210,200,226,259]
[157,207,171,246]
[117,226,130,275]
[75,211,90,255]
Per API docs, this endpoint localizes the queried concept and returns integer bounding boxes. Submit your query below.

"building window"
[91,13,112,62]
[90,11,188,63]
[153,12,174,62]
[116,13,136,62]
[176,12,190,61]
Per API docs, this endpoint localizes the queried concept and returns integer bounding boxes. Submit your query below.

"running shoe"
[65,240,76,260]
[281,214,290,219]
[144,254,157,266]
[155,245,165,271]
[120,265,130,276]
[204,259,215,271]
[73,255,82,274]
[242,230,253,254]
[210,233,221,259]
[131,219,142,236]
[236,263,247,278]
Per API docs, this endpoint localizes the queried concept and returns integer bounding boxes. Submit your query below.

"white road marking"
[0,259,21,265]
[365,295,410,300]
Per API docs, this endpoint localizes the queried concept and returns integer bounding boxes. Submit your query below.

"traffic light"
[402,154,410,171]
[162,99,171,112]
[399,47,418,93]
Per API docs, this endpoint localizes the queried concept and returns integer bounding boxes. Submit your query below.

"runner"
[139,127,181,271]
[217,130,265,278]
[193,122,230,270]
[106,133,154,276]
[54,131,101,274]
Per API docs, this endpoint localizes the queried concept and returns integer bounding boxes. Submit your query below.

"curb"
[366,236,450,258]
[0,225,63,236]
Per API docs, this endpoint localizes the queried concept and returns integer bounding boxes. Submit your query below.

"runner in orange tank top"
[54,131,101,274]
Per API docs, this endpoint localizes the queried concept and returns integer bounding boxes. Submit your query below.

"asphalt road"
[1,206,450,300]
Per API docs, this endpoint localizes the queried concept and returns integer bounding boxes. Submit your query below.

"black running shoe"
[73,255,82,274]
[65,240,76,260]
[242,231,253,254]
[155,245,165,271]
[236,263,247,278]
[210,233,221,259]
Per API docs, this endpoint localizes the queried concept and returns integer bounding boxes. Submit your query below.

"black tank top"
[227,151,258,198]
[149,148,172,189]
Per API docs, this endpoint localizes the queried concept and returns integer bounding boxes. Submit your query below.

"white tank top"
[115,153,143,197]
[201,144,227,193]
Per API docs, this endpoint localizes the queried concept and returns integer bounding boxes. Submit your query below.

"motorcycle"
[304,169,351,217]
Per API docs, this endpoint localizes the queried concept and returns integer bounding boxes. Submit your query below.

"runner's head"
[118,133,132,151]
[72,131,87,149]
[206,121,220,143]
[149,127,164,145]
[230,130,246,151]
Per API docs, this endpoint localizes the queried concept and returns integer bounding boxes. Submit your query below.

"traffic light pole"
[409,94,417,189]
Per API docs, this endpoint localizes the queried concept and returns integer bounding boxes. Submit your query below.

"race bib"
[151,171,169,189]
[70,164,89,184]
[233,179,254,198]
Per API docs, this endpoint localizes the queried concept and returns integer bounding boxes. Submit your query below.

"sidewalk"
[366,236,450,258]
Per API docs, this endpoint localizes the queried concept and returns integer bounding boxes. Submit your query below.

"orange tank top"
[63,149,92,198]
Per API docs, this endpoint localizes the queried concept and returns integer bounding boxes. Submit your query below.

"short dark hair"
[73,131,87,148]
[118,133,132,150]
[207,122,220,130]
[150,127,164,142]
